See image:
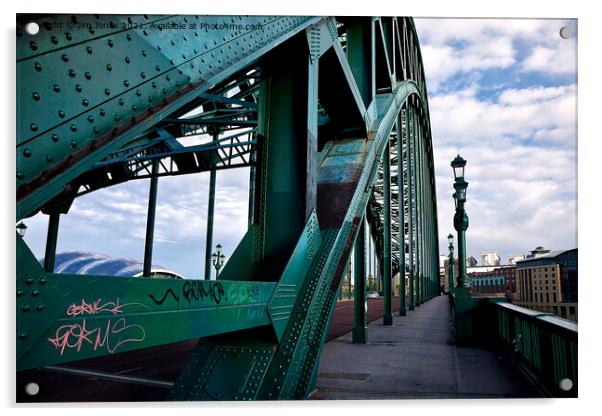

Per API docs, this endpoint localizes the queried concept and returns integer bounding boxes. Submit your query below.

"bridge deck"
[311,295,539,400]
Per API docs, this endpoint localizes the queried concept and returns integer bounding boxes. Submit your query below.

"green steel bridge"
[16,15,577,400]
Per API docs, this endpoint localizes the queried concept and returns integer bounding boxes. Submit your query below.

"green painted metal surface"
[16,15,442,400]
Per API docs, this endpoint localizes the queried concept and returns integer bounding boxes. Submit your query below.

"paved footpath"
[311,294,538,400]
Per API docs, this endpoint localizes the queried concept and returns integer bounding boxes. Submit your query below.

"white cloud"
[415,18,577,92]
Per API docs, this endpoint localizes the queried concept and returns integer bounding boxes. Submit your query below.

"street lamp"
[447,233,455,294]
[211,243,226,278]
[451,155,469,288]
[16,222,27,238]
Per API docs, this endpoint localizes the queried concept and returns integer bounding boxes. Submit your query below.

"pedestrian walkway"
[311,295,538,400]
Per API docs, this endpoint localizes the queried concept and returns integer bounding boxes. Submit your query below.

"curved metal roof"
[40,251,184,279]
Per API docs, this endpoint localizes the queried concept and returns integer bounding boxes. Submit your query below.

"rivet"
[19,332,27,340]
[108,39,114,47]
[142,50,147,57]
[70,124,77,132]
[75,84,83,92]
[58,110,65,118]
[99,109,106,116]
[22,304,30,312]
[127,34,132,41]
[123,80,129,87]
[65,32,72,41]
[36,304,45,312]
[32,92,40,101]
[30,123,38,132]
[82,99,89,106]
[34,62,42,72]
[25,277,34,285]
[30,41,38,51]
[62,54,69,62]
[16,172,24,179]
[105,88,111,95]
[136,89,141,96]
[131,104,137,111]
[140,72,146,79]
[17,289,24,297]
[155,65,160,72]
[31,289,40,297]
[106,64,112,71]
[118,98,124,106]
[51,134,59,142]
[51,35,58,44]
[85,72,92,80]
[89,27,95,35]
[53,84,61,92]
[93,127,99,134]
[88,115,94,123]
[125,56,130,63]
[151,82,157,88]
[70,140,77,148]
[39,277,47,285]
[68,69,76,77]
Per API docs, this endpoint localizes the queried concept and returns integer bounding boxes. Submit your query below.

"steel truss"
[16,15,439,400]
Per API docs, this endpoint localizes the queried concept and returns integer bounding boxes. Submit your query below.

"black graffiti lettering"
[148,288,180,306]
[151,282,224,307]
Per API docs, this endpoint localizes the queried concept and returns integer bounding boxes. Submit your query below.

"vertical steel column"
[419,117,427,302]
[143,160,159,277]
[254,37,317,269]
[397,112,407,316]
[383,141,393,325]
[412,104,421,307]
[204,136,217,280]
[43,213,60,273]
[353,219,367,343]
[407,104,415,311]
[346,18,375,109]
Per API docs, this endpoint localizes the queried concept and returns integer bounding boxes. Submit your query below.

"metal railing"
[494,302,577,397]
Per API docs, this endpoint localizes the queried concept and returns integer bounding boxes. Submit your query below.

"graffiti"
[183,281,224,305]
[48,298,145,356]
[148,288,180,306]
[66,298,136,317]
[148,281,225,307]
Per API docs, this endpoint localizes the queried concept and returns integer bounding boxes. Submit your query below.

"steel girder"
[16,15,439,400]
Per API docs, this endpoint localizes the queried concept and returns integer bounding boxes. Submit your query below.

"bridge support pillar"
[143,160,159,277]
[353,219,368,343]
[383,142,393,326]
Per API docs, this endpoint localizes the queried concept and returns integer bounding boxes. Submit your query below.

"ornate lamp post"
[451,155,469,288]
[211,243,226,278]
[447,233,455,293]
[16,222,27,238]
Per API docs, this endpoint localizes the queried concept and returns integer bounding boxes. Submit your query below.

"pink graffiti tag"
[48,298,146,356]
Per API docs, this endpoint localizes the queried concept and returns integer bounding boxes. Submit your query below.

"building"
[515,248,578,321]
[480,251,501,266]
[42,251,184,279]
[466,256,478,267]
[508,254,525,265]
[470,265,516,296]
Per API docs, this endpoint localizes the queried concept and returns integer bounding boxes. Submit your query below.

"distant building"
[41,251,184,279]
[470,265,516,295]
[480,251,501,266]
[508,254,526,265]
[515,248,578,321]
[466,256,478,267]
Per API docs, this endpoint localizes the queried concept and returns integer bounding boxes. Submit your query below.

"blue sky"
[22,17,578,276]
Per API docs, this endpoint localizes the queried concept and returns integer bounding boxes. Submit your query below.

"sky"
[21,17,578,277]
